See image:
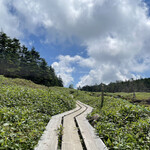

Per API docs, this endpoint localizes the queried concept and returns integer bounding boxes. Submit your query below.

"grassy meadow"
[0,75,150,149]
[73,91,150,150]
[0,75,75,149]
[107,92,150,106]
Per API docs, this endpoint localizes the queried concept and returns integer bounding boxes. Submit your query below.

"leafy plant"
[56,125,64,150]
[0,76,75,149]
[74,90,150,150]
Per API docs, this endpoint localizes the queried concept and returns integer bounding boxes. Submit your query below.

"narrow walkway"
[34,101,108,150]
[62,103,86,150]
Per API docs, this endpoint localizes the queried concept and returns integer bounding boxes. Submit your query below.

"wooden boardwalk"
[76,101,107,150]
[34,101,108,150]
[62,103,85,150]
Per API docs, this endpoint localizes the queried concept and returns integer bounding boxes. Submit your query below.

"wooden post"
[101,83,104,108]
[133,92,136,101]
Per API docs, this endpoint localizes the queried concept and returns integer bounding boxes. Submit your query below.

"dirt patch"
[132,99,150,105]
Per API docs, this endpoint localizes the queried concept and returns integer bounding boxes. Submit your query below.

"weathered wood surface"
[34,101,108,150]
[76,101,108,150]
[34,105,79,150]
[61,103,86,150]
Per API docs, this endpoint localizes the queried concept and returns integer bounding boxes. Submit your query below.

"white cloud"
[51,55,83,86]
[44,0,150,87]
[0,0,22,38]
[52,61,74,86]
[1,0,150,87]
[76,65,128,87]
[52,55,95,87]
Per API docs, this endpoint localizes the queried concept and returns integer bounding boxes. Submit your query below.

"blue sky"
[1,0,150,87]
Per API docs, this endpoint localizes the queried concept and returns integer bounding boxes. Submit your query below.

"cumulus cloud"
[1,0,150,87]
[52,55,83,86]
[0,0,22,37]
[52,60,74,86]
[52,55,95,87]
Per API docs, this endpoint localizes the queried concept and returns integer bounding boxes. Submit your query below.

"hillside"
[73,91,150,149]
[1,76,150,149]
[0,75,75,149]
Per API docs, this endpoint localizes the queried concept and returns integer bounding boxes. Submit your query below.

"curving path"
[62,102,86,150]
[35,101,107,150]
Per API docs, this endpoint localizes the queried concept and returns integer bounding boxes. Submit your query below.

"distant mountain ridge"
[80,78,150,92]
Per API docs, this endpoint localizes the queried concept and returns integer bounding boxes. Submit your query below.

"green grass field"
[107,92,150,100]
[1,76,150,149]
[73,91,150,149]
[107,92,150,107]
[0,75,75,149]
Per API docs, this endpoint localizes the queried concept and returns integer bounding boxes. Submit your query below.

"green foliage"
[73,91,150,150]
[0,32,63,87]
[1,75,149,149]
[80,78,150,93]
[107,92,150,100]
[107,92,150,106]
[0,76,75,149]
[57,125,64,150]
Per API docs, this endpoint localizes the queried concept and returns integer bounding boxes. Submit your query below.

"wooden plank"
[76,101,108,150]
[35,101,108,150]
[62,103,86,150]
[34,105,80,150]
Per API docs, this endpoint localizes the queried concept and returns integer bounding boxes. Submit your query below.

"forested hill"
[0,32,63,87]
[80,78,150,92]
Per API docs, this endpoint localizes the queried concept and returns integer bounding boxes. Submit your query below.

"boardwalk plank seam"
[76,101,108,150]
[34,105,79,150]
[34,101,108,150]
[61,103,85,150]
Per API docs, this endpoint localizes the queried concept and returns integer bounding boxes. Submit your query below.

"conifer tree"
[0,32,63,87]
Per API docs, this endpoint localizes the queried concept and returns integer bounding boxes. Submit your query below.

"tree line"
[0,32,63,87]
[80,78,150,92]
